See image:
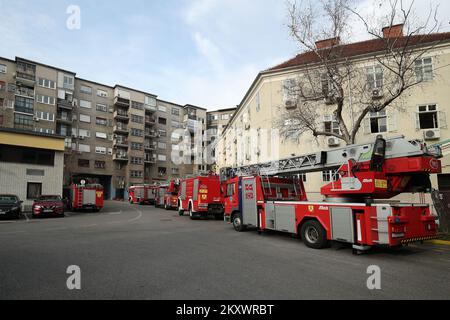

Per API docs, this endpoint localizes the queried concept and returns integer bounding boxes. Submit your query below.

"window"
[131,157,143,165]
[158,105,167,113]
[27,182,42,200]
[0,81,5,91]
[324,116,340,134]
[130,129,143,137]
[78,159,90,168]
[368,111,387,134]
[131,143,143,150]
[7,83,16,93]
[256,91,261,112]
[79,100,92,109]
[78,129,91,138]
[96,103,108,112]
[284,78,299,101]
[321,73,337,98]
[417,104,441,129]
[158,154,167,161]
[158,129,167,137]
[158,117,167,125]
[131,115,144,124]
[0,64,6,73]
[226,183,235,197]
[0,115,3,125]
[95,161,106,169]
[35,111,55,122]
[145,96,156,107]
[38,78,56,89]
[95,146,107,155]
[131,171,143,178]
[158,142,167,150]
[80,85,92,95]
[131,101,144,110]
[14,114,34,129]
[323,170,338,182]
[63,76,74,89]
[96,117,107,126]
[36,95,55,105]
[171,120,180,128]
[171,108,180,116]
[221,114,230,120]
[366,65,383,90]
[79,114,91,123]
[299,173,307,182]
[97,89,108,98]
[415,58,433,82]
[15,96,34,114]
[96,132,107,139]
[78,144,91,153]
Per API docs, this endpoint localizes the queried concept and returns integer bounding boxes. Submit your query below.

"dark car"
[32,195,65,218]
[0,195,23,219]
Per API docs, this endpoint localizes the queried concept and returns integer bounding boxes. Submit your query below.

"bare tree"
[277,0,442,145]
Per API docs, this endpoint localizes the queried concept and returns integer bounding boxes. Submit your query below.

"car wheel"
[300,220,329,249]
[232,213,244,232]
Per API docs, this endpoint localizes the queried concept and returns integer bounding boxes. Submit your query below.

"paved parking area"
[0,201,449,300]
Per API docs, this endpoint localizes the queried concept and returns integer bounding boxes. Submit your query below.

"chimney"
[315,37,341,50]
[382,24,404,38]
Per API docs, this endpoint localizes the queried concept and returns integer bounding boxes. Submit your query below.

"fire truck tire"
[232,213,245,232]
[300,220,329,249]
[178,202,184,216]
[189,206,197,220]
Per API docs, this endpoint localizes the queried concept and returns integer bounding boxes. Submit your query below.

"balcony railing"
[56,114,72,124]
[113,124,129,134]
[145,116,156,124]
[144,154,156,163]
[14,105,34,114]
[15,87,34,98]
[113,138,129,148]
[144,105,157,113]
[114,110,129,120]
[114,96,130,107]
[57,98,73,110]
[113,152,129,161]
[145,130,157,138]
[15,71,36,83]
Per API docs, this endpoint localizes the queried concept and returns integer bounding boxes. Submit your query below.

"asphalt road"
[0,201,449,300]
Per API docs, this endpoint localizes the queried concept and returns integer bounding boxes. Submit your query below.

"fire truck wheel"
[232,213,244,232]
[300,220,328,249]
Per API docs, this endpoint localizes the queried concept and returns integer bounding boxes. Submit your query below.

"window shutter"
[362,118,371,134]
[439,111,447,129]
[415,112,421,131]
[388,113,397,132]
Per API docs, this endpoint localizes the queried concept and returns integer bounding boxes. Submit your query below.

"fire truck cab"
[178,174,224,219]
[69,183,104,212]
[222,136,441,253]
[128,185,155,205]
[155,185,168,208]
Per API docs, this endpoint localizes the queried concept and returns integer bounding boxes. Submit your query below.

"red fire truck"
[164,180,180,210]
[221,136,441,253]
[155,185,168,208]
[69,183,104,212]
[178,174,224,219]
[128,185,156,205]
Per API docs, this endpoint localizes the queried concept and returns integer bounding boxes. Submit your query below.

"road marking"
[0,231,26,235]
[43,227,68,232]
[108,211,123,215]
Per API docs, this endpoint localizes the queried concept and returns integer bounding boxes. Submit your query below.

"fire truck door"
[83,189,96,205]
[180,182,187,200]
[241,178,258,227]
[330,207,354,243]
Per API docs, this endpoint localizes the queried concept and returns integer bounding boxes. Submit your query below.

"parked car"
[0,195,23,219]
[32,195,65,218]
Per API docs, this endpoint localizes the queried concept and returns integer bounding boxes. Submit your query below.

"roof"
[269,32,450,71]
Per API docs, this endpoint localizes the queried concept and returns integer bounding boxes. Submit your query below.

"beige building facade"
[217,31,450,201]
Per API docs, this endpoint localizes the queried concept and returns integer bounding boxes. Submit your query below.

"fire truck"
[164,180,180,210]
[155,185,168,208]
[178,174,224,219]
[69,182,104,212]
[128,185,156,205]
[221,136,441,253]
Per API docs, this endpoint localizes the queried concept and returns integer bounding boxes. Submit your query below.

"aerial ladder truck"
[220,136,442,253]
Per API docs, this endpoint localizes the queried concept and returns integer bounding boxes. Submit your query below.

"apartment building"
[217,28,450,201]
[0,56,209,200]
[206,108,236,172]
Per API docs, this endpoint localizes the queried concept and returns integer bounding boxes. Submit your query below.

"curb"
[429,239,450,246]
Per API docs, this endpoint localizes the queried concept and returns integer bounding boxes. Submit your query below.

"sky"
[0,0,448,110]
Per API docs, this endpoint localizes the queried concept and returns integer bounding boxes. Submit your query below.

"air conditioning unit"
[328,137,340,147]
[423,129,440,141]
[285,100,297,110]
[372,89,383,99]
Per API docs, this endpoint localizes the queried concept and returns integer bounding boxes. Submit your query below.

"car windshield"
[37,196,62,202]
[0,196,18,204]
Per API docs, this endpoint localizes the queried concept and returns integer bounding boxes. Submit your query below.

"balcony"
[144,144,155,151]
[113,152,129,162]
[114,110,129,121]
[57,98,73,110]
[145,116,156,125]
[113,124,129,134]
[145,130,157,138]
[14,105,34,115]
[15,66,36,84]
[114,96,130,108]
[144,153,156,164]
[113,138,129,148]
[15,86,34,99]
[56,113,73,125]
[144,105,157,113]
